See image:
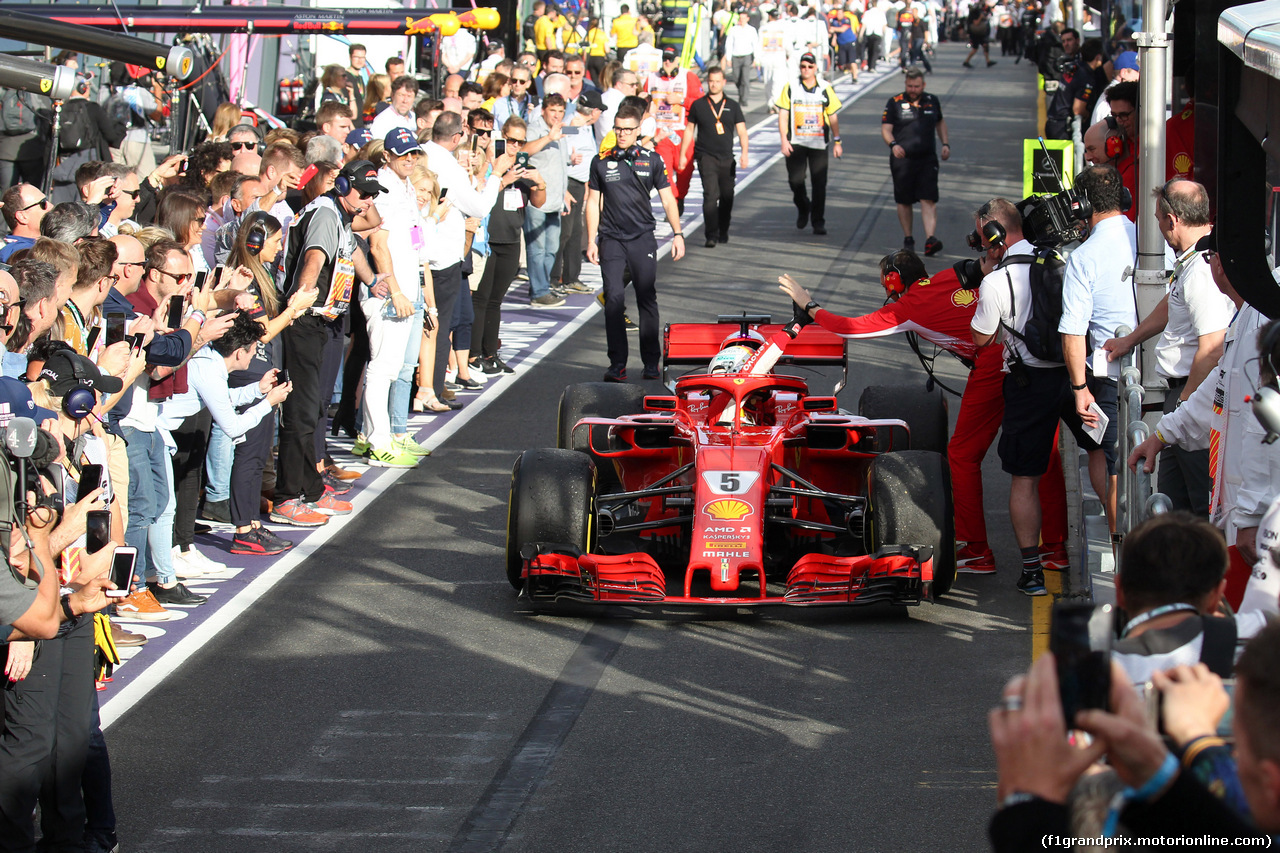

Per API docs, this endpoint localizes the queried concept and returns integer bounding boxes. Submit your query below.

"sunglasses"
[357,191,376,201]
[504,136,526,145]
[230,140,259,151]
[472,127,493,136]
[513,78,531,84]
[154,268,192,285]
[799,62,816,68]
[116,260,146,271]
[19,197,48,212]
[1111,110,1134,121]
[1202,250,1217,264]
[121,189,141,200]
[567,69,584,75]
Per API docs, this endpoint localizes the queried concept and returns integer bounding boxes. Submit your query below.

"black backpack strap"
[996,255,1035,346]
[1199,614,1238,677]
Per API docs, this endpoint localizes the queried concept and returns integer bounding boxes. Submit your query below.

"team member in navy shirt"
[881,68,950,256]
[585,102,685,383]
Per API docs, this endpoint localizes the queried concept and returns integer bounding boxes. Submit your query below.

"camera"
[1017,189,1089,247]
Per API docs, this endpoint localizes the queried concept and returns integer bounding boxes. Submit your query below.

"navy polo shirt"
[588,147,670,242]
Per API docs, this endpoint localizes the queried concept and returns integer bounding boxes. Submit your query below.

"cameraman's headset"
[1246,320,1280,445]
[967,200,1009,252]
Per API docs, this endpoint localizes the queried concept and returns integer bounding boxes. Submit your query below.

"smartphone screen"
[75,464,103,504]
[494,138,506,158]
[105,312,127,347]
[130,333,145,351]
[167,294,185,329]
[438,187,448,200]
[210,265,225,290]
[276,369,289,387]
[104,547,137,598]
[84,325,101,354]
[1050,602,1113,726]
[85,509,111,554]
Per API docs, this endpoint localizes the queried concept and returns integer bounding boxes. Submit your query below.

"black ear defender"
[245,218,267,256]
[966,219,1006,251]
[1120,186,1133,212]
[334,173,351,195]
[1246,320,1280,445]
[61,359,96,420]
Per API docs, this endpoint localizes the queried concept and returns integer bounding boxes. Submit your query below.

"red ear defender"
[1106,133,1123,160]
[883,265,905,295]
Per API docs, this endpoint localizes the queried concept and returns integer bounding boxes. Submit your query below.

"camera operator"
[1059,164,1138,534]
[971,198,1104,596]
[1103,180,1233,516]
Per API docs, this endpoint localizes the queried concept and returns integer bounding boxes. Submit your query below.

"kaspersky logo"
[704,499,750,520]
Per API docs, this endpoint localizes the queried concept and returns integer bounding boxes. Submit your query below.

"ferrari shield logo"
[39,78,51,93]
[156,56,165,70]
[180,57,193,77]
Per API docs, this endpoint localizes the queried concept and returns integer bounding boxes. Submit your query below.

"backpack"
[998,246,1067,363]
[1,89,39,136]
[103,90,134,128]
[58,99,98,154]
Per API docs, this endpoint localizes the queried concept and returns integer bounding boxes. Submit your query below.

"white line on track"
[100,64,899,730]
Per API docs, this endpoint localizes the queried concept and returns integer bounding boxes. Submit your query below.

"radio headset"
[245,217,267,256]
[883,255,906,296]
[334,172,352,195]
[967,218,1007,252]
[60,359,97,420]
[1246,321,1280,445]
[1104,115,1124,160]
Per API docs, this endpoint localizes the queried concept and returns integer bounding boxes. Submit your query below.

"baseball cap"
[345,127,373,148]
[578,89,606,112]
[1195,231,1217,254]
[385,126,423,156]
[799,51,818,65]
[662,45,679,60]
[338,160,387,196]
[0,377,56,426]
[1113,51,1139,72]
[767,5,781,15]
[38,351,124,398]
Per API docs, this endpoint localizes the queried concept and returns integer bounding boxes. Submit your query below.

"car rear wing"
[663,321,849,395]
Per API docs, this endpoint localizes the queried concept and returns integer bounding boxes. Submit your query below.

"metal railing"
[1112,324,1172,574]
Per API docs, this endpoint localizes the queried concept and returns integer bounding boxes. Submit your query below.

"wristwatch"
[59,594,79,626]
[805,300,821,314]
[1071,382,1087,391]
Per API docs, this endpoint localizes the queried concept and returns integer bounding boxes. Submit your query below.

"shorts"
[998,364,1101,477]
[1086,372,1119,475]
[968,26,989,48]
[838,42,859,66]
[890,155,939,205]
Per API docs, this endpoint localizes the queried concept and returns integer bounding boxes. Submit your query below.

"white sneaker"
[174,544,229,579]
[172,546,204,578]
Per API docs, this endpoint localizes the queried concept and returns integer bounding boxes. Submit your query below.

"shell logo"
[705,499,751,520]
[1173,153,1192,177]
[951,288,977,308]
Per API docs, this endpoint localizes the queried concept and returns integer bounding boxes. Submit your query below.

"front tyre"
[506,449,597,590]
[868,450,956,598]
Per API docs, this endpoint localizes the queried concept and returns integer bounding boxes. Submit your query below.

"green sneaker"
[352,435,372,457]
[367,446,419,468]
[394,435,432,456]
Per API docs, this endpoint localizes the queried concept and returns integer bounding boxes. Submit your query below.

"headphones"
[659,66,677,78]
[611,144,641,162]
[58,359,97,421]
[967,218,1007,252]
[1247,321,1280,445]
[245,218,268,256]
[334,173,352,195]
[883,257,906,295]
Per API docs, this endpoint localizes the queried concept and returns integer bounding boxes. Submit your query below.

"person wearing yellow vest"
[535,6,568,60]
[775,52,841,236]
[612,4,642,62]
[581,15,610,83]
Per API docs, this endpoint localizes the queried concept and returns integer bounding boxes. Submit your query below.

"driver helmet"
[720,328,767,351]
[708,344,755,375]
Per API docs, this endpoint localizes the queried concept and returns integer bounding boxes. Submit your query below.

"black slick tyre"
[867,450,957,598]
[556,382,648,494]
[858,384,949,454]
[506,449,597,590]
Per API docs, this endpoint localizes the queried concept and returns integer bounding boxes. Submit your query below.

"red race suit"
[645,69,703,203]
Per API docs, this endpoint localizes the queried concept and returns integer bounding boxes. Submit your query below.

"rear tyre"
[557,382,648,494]
[506,449,597,590]
[868,450,956,598]
[858,385,949,454]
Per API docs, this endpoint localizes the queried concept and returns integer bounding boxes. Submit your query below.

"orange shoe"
[324,463,362,481]
[114,589,177,622]
[269,499,329,527]
[1040,542,1069,572]
[314,490,352,516]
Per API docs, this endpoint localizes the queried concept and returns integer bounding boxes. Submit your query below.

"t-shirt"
[1156,245,1235,380]
[612,13,640,48]
[1074,65,1110,121]
[1166,101,1195,180]
[687,94,746,160]
[588,147,670,242]
[776,79,842,150]
[971,239,1060,369]
[487,178,537,244]
[229,281,276,387]
[882,91,943,159]
[0,235,34,263]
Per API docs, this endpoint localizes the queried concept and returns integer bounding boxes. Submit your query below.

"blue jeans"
[522,208,561,299]
[205,423,233,503]
[390,307,424,436]
[121,427,175,585]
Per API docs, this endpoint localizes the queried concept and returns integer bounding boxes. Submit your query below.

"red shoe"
[269,499,329,527]
[314,490,353,516]
[1040,542,1069,572]
[956,542,996,574]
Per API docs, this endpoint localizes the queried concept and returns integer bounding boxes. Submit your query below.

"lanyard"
[1120,602,1199,638]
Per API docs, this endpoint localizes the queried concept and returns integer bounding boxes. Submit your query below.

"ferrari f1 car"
[506,315,956,608]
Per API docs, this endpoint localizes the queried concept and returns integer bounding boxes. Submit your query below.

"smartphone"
[129,332,145,351]
[85,509,111,554]
[104,546,137,598]
[1050,602,1114,727]
[516,152,530,168]
[180,157,189,174]
[84,324,101,354]
[275,369,289,387]
[438,187,448,200]
[167,293,186,328]
[298,163,319,187]
[104,312,128,347]
[75,464,104,504]
[470,134,479,154]
[494,138,506,158]
[210,265,225,289]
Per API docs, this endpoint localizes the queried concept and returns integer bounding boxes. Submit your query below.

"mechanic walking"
[776,53,842,236]
[645,46,704,216]
[679,66,749,248]
[585,103,685,383]
[882,68,949,256]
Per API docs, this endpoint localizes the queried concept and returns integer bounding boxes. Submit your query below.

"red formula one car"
[506,315,955,609]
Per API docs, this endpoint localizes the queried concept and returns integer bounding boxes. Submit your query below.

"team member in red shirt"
[780,250,1068,574]
[645,45,704,215]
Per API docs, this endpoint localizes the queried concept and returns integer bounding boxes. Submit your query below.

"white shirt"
[598,87,627,142]
[1155,245,1235,379]
[971,239,1059,369]
[724,22,761,57]
[368,106,416,143]
[420,140,502,268]
[158,347,272,440]
[373,165,425,298]
[441,30,478,74]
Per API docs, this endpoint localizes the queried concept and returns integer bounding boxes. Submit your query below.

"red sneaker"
[956,542,996,574]
[1040,542,1069,572]
[314,490,353,516]
[269,499,329,527]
